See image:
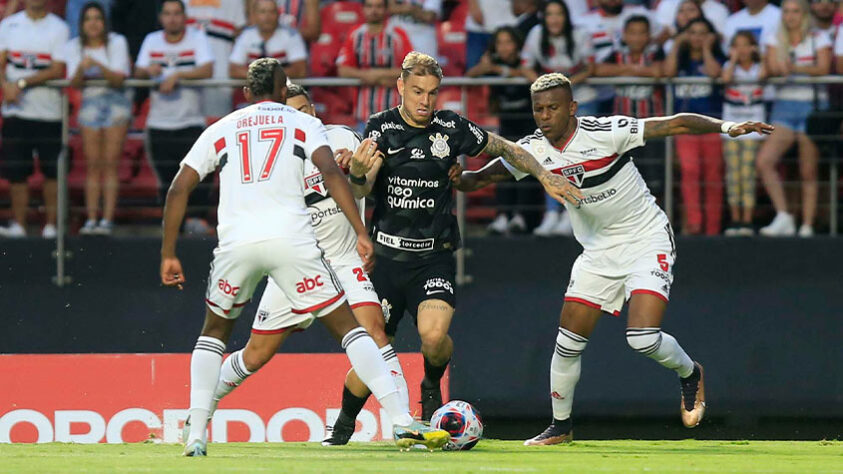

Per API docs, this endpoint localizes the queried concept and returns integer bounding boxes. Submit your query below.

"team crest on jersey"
[560,164,586,187]
[429,133,450,159]
[304,172,327,196]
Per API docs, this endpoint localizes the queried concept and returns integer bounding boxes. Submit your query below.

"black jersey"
[365,107,489,261]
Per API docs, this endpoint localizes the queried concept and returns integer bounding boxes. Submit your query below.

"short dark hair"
[624,14,650,31]
[286,83,311,101]
[401,51,443,80]
[247,58,286,97]
[160,0,186,13]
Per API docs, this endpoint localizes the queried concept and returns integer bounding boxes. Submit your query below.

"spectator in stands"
[520,0,594,236]
[757,0,831,237]
[186,0,247,118]
[512,0,539,39]
[267,0,320,42]
[664,17,725,235]
[661,0,705,51]
[134,0,214,234]
[230,0,305,81]
[656,0,728,37]
[337,0,412,131]
[467,26,533,234]
[465,0,516,69]
[64,2,131,236]
[576,0,660,113]
[0,0,68,238]
[66,0,110,38]
[388,0,441,59]
[2,0,64,19]
[720,31,765,236]
[811,0,839,37]
[110,0,163,61]
[722,0,781,49]
[595,15,667,196]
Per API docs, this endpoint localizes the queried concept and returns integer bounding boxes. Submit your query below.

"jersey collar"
[550,117,579,153]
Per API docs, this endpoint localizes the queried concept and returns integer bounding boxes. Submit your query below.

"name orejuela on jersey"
[365,107,489,261]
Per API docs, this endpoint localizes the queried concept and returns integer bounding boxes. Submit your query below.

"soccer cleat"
[321,419,355,446]
[523,423,573,446]
[420,380,442,422]
[394,420,450,451]
[680,362,706,428]
[182,438,207,457]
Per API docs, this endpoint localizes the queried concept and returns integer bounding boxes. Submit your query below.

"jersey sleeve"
[610,115,645,154]
[110,34,131,76]
[61,41,78,79]
[51,21,70,64]
[229,32,248,65]
[500,140,531,181]
[179,129,218,181]
[363,114,384,150]
[135,34,152,68]
[194,30,214,66]
[836,27,843,57]
[285,28,308,63]
[456,114,489,157]
[304,118,331,159]
[337,32,358,67]
[814,30,832,50]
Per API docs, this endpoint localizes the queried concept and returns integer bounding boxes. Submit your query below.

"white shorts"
[205,238,346,319]
[252,255,379,334]
[564,225,676,316]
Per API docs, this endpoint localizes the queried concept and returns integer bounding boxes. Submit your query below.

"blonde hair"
[775,0,812,64]
[400,51,443,80]
[530,72,572,96]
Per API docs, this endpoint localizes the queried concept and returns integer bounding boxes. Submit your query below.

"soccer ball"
[430,400,483,451]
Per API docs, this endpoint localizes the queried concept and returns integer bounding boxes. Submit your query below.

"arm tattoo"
[482,133,548,179]
[644,113,722,139]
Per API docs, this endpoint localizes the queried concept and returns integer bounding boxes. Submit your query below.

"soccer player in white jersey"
[452,73,773,445]
[160,58,449,456]
[181,83,411,447]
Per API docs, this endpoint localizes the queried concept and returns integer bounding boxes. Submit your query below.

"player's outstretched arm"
[160,165,200,289]
[312,145,376,271]
[481,132,583,205]
[348,138,384,198]
[450,158,514,192]
[643,114,774,139]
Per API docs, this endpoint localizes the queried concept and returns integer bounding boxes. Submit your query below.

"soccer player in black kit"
[322,51,582,445]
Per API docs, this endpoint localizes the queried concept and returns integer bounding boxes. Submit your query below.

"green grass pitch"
[1,440,839,473]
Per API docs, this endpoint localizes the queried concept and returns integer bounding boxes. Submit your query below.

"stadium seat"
[437,20,466,77]
[320,1,364,41]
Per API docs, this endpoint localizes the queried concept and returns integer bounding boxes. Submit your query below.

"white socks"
[626,327,694,378]
[342,327,413,426]
[550,327,588,420]
[211,349,254,414]
[188,336,226,442]
[379,344,410,413]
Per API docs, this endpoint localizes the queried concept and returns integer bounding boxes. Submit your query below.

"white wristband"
[721,121,736,134]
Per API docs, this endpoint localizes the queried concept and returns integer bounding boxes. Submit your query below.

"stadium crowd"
[0,0,840,238]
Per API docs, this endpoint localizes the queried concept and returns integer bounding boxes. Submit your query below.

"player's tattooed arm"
[481,132,583,205]
[643,114,774,139]
[449,158,513,192]
[349,138,384,198]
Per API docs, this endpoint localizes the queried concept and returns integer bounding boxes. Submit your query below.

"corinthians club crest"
[429,133,450,159]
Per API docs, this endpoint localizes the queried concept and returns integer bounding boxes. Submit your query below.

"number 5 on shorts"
[657,254,669,272]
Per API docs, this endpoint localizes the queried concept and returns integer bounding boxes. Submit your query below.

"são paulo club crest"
[304,172,327,196]
[429,133,450,159]
[559,164,586,187]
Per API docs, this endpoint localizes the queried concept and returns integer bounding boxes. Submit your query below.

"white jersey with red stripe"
[505,115,669,251]
[180,101,330,250]
[304,124,363,264]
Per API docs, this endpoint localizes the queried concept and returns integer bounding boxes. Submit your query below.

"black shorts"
[371,252,457,337]
[1,117,63,183]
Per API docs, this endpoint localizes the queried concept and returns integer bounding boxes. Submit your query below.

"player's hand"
[448,163,464,186]
[159,73,179,94]
[335,148,353,172]
[160,257,185,290]
[728,121,774,137]
[350,138,380,179]
[356,233,375,273]
[539,172,583,206]
[2,81,21,104]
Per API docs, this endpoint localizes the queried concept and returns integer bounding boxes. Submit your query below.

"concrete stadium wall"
[2,237,841,420]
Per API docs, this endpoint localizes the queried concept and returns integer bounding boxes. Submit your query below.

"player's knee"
[554,327,588,359]
[626,328,662,356]
[241,345,274,372]
[418,327,448,354]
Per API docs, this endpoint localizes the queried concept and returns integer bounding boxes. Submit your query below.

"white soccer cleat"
[487,214,509,234]
[182,438,207,457]
[759,212,795,237]
[533,211,560,236]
